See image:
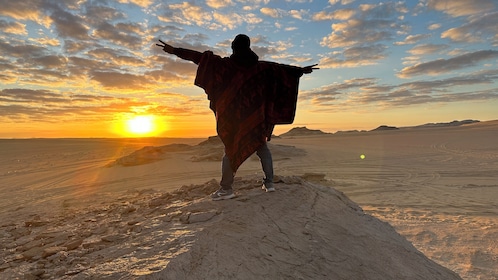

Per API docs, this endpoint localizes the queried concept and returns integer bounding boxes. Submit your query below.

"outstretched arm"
[156,39,174,54]
[263,61,319,77]
[156,39,203,64]
[302,64,319,74]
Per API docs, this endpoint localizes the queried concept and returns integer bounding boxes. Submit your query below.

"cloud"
[393,34,431,45]
[427,0,495,17]
[242,13,264,25]
[62,40,92,54]
[289,9,308,20]
[49,8,90,40]
[260,7,283,18]
[428,23,441,30]
[0,0,51,27]
[0,20,27,35]
[29,37,61,47]
[213,12,243,30]
[259,7,308,23]
[87,48,145,67]
[302,78,377,98]
[0,38,127,86]
[0,40,47,59]
[166,2,213,26]
[321,18,400,48]
[300,78,377,106]
[441,12,498,45]
[385,89,498,107]
[92,22,143,49]
[117,0,154,8]
[33,55,68,68]
[91,71,154,90]
[318,44,388,68]
[0,88,67,104]
[84,5,126,24]
[406,43,449,55]
[398,50,498,78]
[0,87,206,123]
[402,70,498,91]
[300,69,498,111]
[329,0,355,5]
[320,1,409,69]
[206,0,234,9]
[312,9,356,21]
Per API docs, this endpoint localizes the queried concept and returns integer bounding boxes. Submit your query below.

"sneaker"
[262,184,275,192]
[211,188,235,201]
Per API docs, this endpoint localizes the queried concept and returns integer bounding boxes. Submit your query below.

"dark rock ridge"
[279,126,329,137]
[371,125,400,131]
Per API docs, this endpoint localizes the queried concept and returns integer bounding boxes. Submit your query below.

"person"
[156,34,317,201]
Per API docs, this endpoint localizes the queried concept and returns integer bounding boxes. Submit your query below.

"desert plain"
[0,120,497,279]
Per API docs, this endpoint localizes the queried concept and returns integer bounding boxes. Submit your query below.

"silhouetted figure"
[157,34,317,200]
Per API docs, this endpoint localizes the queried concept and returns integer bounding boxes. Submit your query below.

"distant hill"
[370,120,480,132]
[371,125,399,132]
[414,119,480,128]
[279,126,329,137]
[334,130,363,135]
[276,120,481,137]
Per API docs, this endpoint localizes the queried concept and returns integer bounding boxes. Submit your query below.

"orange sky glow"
[1,0,497,138]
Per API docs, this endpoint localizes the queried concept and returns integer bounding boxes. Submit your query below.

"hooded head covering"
[231,34,251,52]
[230,34,258,67]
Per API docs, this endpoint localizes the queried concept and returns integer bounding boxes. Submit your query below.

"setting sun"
[111,115,167,137]
[127,116,154,134]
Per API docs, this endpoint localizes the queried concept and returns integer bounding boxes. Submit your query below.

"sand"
[0,120,497,279]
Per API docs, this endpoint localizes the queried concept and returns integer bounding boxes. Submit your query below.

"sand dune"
[107,136,306,167]
[1,120,497,279]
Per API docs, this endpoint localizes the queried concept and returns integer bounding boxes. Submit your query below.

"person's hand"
[302,64,319,74]
[156,39,174,54]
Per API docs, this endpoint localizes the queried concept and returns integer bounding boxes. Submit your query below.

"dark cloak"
[194,51,303,172]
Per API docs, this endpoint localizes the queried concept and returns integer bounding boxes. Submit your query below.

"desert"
[1,120,497,279]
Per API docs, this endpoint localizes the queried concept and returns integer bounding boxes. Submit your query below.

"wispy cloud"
[406,43,449,55]
[301,69,498,111]
[441,12,498,45]
[393,34,431,46]
[319,44,387,68]
[427,0,495,17]
[312,9,356,21]
[318,2,409,67]
[0,88,207,123]
[398,50,498,78]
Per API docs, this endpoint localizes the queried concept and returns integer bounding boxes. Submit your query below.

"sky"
[1,0,497,138]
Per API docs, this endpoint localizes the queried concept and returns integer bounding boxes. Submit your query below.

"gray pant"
[220,143,274,190]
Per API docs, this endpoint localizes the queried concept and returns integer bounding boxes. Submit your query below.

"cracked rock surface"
[0,175,461,279]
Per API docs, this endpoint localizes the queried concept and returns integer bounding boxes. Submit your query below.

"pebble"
[22,247,44,260]
[65,238,84,251]
[188,210,218,223]
[42,247,66,258]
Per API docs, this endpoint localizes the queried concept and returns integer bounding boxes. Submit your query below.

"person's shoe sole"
[211,193,236,201]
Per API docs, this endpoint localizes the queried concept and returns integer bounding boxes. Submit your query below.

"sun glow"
[127,116,154,134]
[113,115,167,137]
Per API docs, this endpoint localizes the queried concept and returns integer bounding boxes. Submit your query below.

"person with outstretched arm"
[157,34,317,201]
